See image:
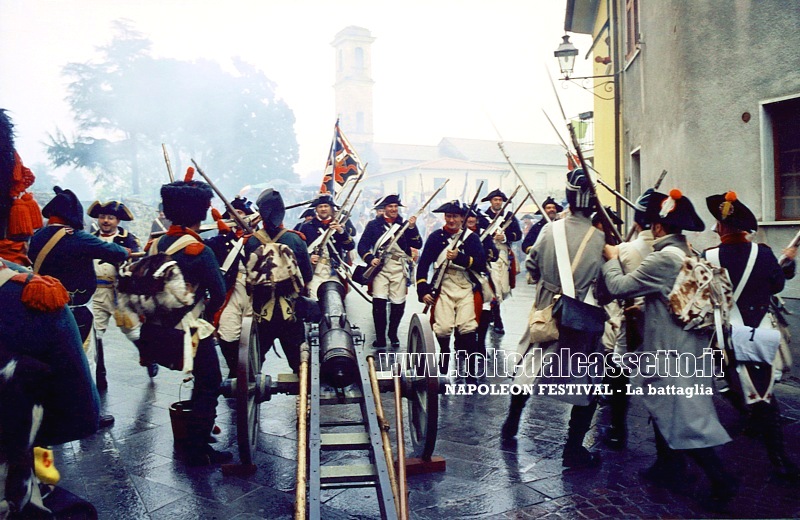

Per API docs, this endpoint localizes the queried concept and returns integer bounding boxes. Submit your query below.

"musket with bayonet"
[480,185,522,241]
[162,144,174,183]
[496,142,551,224]
[191,159,254,235]
[543,73,622,245]
[624,169,668,242]
[423,181,484,314]
[357,179,450,285]
[308,171,364,259]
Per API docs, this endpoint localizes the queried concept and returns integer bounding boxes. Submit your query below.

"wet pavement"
[55,277,800,519]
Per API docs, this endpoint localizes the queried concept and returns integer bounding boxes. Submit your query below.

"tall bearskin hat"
[87,200,134,221]
[42,186,84,230]
[481,188,508,203]
[0,109,42,240]
[645,189,705,232]
[706,191,758,233]
[222,195,255,219]
[160,167,213,226]
[256,188,285,230]
[565,168,596,211]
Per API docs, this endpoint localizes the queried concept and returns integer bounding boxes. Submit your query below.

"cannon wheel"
[406,313,439,460]
[237,316,261,466]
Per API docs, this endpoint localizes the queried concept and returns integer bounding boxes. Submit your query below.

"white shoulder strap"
[552,219,575,298]
[165,234,199,256]
[733,243,758,303]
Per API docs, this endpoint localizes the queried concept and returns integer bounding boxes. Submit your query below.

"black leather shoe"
[562,447,602,469]
[98,414,115,429]
[187,445,234,467]
[147,363,159,378]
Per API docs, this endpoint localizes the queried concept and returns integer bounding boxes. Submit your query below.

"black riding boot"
[562,403,601,469]
[95,337,107,391]
[686,447,738,509]
[756,399,800,481]
[372,298,388,349]
[218,340,239,379]
[185,414,232,467]
[477,310,491,354]
[436,335,452,377]
[501,394,529,440]
[388,303,405,349]
[491,300,505,334]
[641,423,688,491]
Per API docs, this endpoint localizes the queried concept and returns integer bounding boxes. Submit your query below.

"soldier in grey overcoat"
[601,189,737,506]
[501,168,606,470]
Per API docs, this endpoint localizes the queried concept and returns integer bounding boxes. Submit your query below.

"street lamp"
[554,34,579,79]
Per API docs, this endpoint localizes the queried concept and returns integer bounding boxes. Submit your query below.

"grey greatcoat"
[601,233,731,449]
[512,213,605,406]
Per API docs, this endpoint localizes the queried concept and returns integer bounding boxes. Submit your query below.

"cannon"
[220,280,441,519]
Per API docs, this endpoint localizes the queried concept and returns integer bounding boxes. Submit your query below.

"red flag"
[320,120,362,202]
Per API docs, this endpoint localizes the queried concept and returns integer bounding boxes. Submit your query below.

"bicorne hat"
[706,191,758,233]
[87,200,134,221]
[535,196,564,215]
[374,194,403,209]
[481,189,507,203]
[222,195,255,219]
[433,200,468,216]
[645,189,705,232]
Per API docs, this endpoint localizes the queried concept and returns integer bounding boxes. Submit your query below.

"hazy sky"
[0,0,594,185]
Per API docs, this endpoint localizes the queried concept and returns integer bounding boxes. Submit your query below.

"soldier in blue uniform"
[482,189,522,334]
[704,191,799,481]
[0,259,100,515]
[244,189,313,373]
[299,194,355,299]
[521,197,563,256]
[465,207,498,382]
[146,170,228,466]
[87,200,143,389]
[416,200,487,378]
[29,187,128,429]
[357,194,422,349]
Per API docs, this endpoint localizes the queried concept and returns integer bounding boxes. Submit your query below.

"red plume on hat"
[1,109,42,239]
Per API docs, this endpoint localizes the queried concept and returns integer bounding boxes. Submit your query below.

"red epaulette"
[184,242,206,256]
[287,229,306,241]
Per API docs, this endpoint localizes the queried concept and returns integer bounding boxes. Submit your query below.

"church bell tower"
[331,26,375,149]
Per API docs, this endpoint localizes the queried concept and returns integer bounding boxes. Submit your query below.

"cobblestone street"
[55,277,800,519]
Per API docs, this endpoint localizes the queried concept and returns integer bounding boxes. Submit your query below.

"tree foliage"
[47,20,299,200]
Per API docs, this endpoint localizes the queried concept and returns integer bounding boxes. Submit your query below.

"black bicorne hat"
[433,200,467,216]
[256,188,285,229]
[309,194,337,208]
[222,195,255,219]
[591,206,624,227]
[535,196,564,215]
[42,186,84,230]
[374,194,403,209]
[300,208,316,219]
[481,188,507,203]
[645,189,705,232]
[160,167,214,226]
[705,191,758,233]
[87,200,134,221]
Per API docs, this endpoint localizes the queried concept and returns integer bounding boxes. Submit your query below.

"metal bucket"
[169,400,192,443]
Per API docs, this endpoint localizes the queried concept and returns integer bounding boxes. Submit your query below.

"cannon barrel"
[317,280,359,388]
